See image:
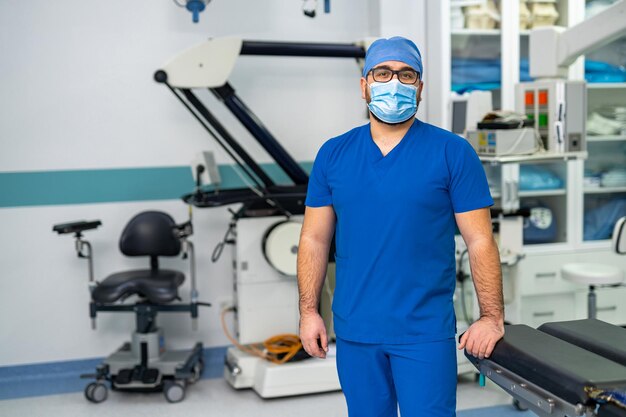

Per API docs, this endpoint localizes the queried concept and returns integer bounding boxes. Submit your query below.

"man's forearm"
[467,237,504,322]
[297,236,330,316]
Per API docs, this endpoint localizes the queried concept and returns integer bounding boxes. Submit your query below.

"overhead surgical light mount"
[174,0,211,24]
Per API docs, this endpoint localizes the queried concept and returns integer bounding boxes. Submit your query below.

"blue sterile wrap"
[363,36,423,78]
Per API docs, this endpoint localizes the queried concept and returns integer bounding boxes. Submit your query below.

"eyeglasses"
[369,67,420,84]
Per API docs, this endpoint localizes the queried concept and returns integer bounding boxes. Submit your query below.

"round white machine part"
[262,220,303,276]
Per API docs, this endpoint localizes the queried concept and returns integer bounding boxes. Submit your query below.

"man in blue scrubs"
[297,37,504,417]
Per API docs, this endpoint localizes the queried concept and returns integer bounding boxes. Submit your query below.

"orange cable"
[220,307,303,365]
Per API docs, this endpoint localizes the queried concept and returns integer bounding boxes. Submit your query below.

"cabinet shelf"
[452,28,500,36]
[587,83,626,89]
[479,151,587,164]
[492,189,568,198]
[587,135,626,142]
[519,189,567,197]
[584,186,626,194]
[451,29,530,37]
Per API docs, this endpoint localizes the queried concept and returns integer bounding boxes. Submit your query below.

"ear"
[417,80,424,100]
[360,77,368,100]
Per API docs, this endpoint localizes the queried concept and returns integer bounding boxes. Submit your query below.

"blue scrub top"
[305,119,493,344]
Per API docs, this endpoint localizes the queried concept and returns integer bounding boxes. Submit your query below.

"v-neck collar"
[367,119,418,164]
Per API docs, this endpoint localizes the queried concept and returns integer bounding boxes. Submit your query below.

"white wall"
[0,0,378,172]
[0,0,381,366]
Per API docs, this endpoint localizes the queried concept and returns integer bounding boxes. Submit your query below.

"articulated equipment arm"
[530,0,626,79]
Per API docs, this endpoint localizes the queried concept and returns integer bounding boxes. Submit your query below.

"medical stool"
[53,211,211,403]
[561,264,623,319]
[561,216,626,319]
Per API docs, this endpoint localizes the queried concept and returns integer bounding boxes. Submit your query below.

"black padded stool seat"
[539,319,626,367]
[485,324,626,405]
[92,269,184,304]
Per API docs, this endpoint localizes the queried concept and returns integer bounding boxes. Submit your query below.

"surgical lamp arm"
[530,0,626,79]
[156,38,366,187]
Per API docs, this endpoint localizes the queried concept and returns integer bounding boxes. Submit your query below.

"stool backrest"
[119,211,181,257]
[613,216,626,255]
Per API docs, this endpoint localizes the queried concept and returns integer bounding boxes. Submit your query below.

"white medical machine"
[222,216,340,398]
[515,80,586,153]
[155,39,368,398]
[466,127,538,156]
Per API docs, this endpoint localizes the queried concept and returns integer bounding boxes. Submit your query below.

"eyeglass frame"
[366,66,421,85]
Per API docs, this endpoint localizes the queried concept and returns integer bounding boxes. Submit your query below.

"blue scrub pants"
[336,337,457,417]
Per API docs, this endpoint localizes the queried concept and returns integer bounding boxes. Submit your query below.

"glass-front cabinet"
[483,158,571,246]
[450,0,570,109]
[447,0,626,331]
[582,0,626,242]
[584,84,626,242]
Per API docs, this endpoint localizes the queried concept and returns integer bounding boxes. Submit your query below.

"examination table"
[465,319,626,416]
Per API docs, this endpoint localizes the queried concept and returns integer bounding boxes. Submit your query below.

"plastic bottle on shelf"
[464,0,501,30]
[528,0,560,28]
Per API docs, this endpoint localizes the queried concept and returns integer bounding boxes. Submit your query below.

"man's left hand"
[458,316,505,359]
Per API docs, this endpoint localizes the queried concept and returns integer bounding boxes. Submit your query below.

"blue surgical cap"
[362,36,423,78]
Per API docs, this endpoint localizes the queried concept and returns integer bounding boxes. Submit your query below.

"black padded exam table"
[465,319,626,416]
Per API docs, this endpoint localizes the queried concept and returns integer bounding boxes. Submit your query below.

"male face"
[360,60,424,118]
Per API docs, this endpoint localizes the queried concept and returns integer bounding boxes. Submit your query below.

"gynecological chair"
[53,211,210,403]
[465,217,626,416]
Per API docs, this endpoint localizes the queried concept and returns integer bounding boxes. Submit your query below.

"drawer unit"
[515,254,581,296]
[520,293,577,328]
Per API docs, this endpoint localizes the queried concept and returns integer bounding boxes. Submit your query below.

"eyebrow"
[373,65,416,72]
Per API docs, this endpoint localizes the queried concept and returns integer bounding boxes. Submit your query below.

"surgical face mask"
[367,79,418,124]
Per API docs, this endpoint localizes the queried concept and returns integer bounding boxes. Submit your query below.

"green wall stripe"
[0,163,313,208]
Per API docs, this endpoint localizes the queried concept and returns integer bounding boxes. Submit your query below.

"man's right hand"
[299,312,329,359]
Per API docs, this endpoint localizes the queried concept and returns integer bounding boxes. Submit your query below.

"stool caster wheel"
[84,382,108,403]
[189,358,205,384]
[513,399,528,411]
[163,380,186,403]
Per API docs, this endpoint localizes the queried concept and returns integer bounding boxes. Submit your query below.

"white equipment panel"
[233,216,302,345]
[466,128,537,156]
[515,80,586,154]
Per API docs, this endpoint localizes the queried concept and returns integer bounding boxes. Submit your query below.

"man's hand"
[299,311,329,359]
[458,316,504,359]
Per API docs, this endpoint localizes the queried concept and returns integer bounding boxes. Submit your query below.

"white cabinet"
[505,250,626,327]
[514,252,579,295]
[520,293,577,328]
